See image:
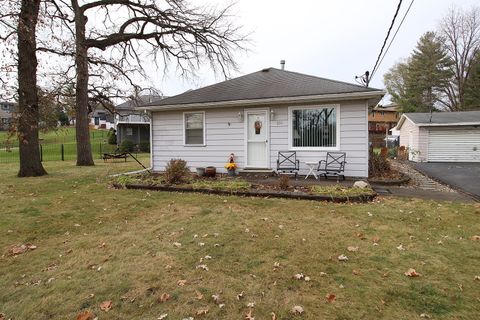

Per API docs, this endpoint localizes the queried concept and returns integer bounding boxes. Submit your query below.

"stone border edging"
[368,174,410,186]
[112,183,376,203]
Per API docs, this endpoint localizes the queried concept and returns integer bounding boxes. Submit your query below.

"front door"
[246,109,269,168]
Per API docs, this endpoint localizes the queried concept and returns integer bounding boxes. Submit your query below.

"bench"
[276,151,300,179]
[102,152,128,162]
[317,152,346,181]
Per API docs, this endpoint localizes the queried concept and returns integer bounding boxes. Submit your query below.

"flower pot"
[227,169,236,177]
[196,167,205,177]
[204,166,216,177]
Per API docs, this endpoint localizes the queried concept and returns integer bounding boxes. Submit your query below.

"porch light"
[238,111,244,121]
[270,109,275,120]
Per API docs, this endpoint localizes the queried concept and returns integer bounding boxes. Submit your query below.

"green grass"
[311,185,376,197]
[0,127,121,163]
[0,159,479,319]
[191,179,251,191]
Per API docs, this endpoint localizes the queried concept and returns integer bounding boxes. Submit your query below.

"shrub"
[120,139,134,152]
[164,159,190,184]
[388,147,398,159]
[368,150,391,177]
[139,140,150,152]
[108,130,117,145]
[278,174,290,190]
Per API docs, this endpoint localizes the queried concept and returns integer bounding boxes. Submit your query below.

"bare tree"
[439,6,480,111]
[47,0,245,166]
[0,0,48,176]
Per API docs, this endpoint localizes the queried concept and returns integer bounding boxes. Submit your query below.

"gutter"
[136,90,386,112]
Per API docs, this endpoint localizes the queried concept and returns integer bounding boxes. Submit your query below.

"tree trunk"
[74,3,94,166]
[17,0,47,177]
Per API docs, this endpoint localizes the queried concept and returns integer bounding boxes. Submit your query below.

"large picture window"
[290,106,338,149]
[184,112,205,145]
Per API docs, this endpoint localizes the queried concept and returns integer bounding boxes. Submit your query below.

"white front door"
[245,109,269,168]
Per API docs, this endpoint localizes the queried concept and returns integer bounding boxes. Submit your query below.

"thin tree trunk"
[74,2,94,166]
[17,0,47,177]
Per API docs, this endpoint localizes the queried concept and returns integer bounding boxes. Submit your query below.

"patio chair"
[276,151,300,179]
[317,152,346,181]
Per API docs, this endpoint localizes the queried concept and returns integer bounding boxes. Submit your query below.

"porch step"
[238,169,275,178]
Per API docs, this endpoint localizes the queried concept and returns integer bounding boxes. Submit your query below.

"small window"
[126,127,133,136]
[290,106,338,149]
[184,112,205,145]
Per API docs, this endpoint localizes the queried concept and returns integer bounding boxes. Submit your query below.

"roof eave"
[416,122,480,127]
[137,90,386,112]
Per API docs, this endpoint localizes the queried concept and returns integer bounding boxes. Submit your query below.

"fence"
[0,142,139,163]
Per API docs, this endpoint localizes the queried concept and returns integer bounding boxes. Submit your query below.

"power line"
[371,0,415,79]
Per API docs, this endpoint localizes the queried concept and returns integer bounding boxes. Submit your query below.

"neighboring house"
[395,111,480,162]
[368,104,401,147]
[0,101,16,131]
[89,106,114,129]
[139,68,385,177]
[115,95,163,146]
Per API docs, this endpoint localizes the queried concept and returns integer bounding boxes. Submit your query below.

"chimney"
[280,60,285,70]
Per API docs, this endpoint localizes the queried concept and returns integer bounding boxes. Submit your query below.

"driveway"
[412,162,480,200]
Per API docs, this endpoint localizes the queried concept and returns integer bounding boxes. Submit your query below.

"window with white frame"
[184,112,204,145]
[290,106,338,148]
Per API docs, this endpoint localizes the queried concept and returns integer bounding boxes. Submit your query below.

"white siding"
[399,118,428,162]
[152,100,370,177]
[427,127,480,162]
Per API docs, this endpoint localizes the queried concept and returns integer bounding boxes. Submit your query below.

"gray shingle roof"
[145,68,382,107]
[116,95,164,110]
[405,111,480,125]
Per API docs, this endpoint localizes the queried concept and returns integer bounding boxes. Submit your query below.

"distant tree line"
[384,6,480,113]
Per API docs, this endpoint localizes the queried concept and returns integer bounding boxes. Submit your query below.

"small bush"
[139,140,150,152]
[120,139,134,152]
[164,159,190,184]
[108,131,117,145]
[278,175,290,190]
[368,150,391,177]
[388,147,398,159]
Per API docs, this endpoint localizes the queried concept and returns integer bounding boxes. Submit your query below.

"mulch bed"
[112,183,376,203]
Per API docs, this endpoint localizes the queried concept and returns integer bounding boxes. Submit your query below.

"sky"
[144,0,479,104]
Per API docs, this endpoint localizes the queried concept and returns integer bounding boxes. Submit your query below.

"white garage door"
[428,129,480,162]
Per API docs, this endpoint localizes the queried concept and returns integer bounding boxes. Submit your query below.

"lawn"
[0,159,479,319]
[0,127,119,163]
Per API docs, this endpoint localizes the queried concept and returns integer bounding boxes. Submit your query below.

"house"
[89,106,114,129]
[395,111,480,162]
[139,68,385,177]
[0,101,16,131]
[368,104,401,147]
[114,95,163,146]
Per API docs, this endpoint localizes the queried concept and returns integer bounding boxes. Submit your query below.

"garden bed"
[112,174,377,203]
[368,172,410,185]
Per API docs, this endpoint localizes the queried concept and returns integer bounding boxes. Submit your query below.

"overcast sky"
[144,0,478,104]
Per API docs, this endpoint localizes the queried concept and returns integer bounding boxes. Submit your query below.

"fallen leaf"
[173,242,182,247]
[338,254,348,261]
[352,270,361,275]
[356,233,366,240]
[195,290,204,300]
[304,276,311,282]
[404,268,421,277]
[326,293,336,303]
[7,243,37,256]
[196,264,209,271]
[420,313,431,318]
[347,246,358,252]
[218,303,225,308]
[99,300,113,312]
[471,235,480,241]
[76,310,94,320]
[158,314,168,320]
[291,305,304,314]
[271,312,277,320]
[396,244,405,251]
[159,293,171,303]
[237,291,244,300]
[177,279,187,286]
[245,308,255,320]
[474,275,480,281]
[372,236,380,244]
[196,308,209,316]
[247,302,255,308]
[293,273,304,280]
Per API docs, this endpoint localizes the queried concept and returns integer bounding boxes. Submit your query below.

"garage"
[428,129,480,162]
[395,111,480,163]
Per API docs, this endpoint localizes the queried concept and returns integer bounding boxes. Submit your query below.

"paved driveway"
[413,162,480,200]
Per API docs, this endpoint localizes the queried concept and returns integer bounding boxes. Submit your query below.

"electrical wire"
[371,0,415,79]
[369,0,404,82]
